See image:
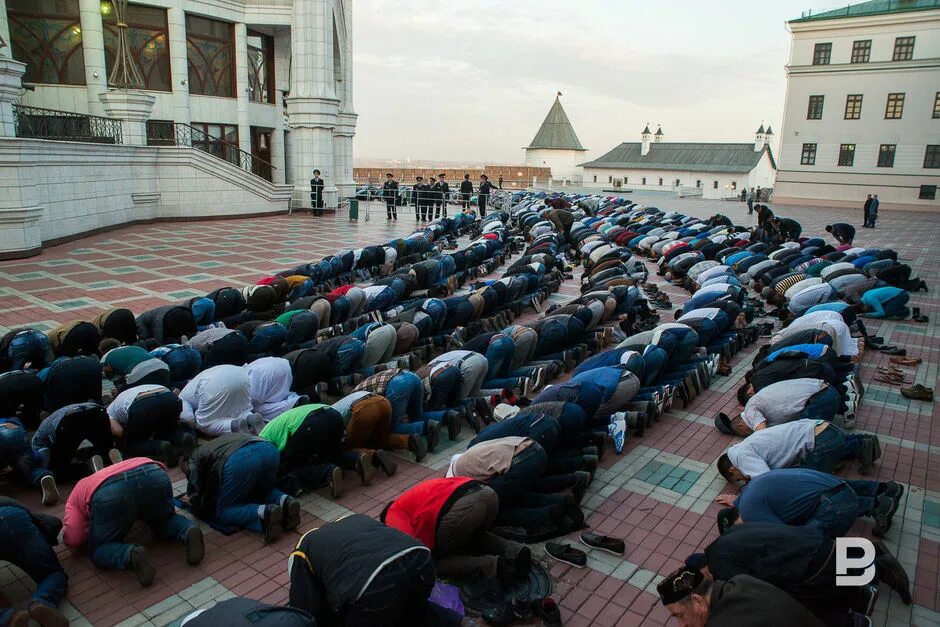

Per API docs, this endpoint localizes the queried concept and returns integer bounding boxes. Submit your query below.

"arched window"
[8,0,86,85]
[247,31,274,104]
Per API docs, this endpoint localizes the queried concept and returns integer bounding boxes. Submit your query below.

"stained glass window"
[186,14,234,98]
[247,31,275,104]
[102,1,171,91]
[8,0,86,85]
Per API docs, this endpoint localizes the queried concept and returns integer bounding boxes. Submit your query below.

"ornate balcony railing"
[13,105,123,144]
[146,121,274,182]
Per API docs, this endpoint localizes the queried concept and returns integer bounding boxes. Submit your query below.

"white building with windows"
[773,0,940,210]
[579,125,777,200]
[0,0,354,258]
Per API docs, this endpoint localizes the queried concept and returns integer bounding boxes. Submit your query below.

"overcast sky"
[351,0,836,164]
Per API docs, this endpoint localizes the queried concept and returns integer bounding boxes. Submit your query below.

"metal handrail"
[13,104,123,144]
[148,122,275,182]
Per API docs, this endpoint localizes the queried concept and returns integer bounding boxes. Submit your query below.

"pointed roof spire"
[756,123,765,134]
[527,95,586,151]
[764,126,774,135]
[642,124,652,135]
[654,125,664,136]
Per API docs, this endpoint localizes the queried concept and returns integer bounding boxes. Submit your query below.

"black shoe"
[425,420,441,453]
[373,449,398,476]
[545,541,587,568]
[262,504,283,544]
[129,546,156,587]
[874,541,912,604]
[443,410,462,440]
[536,598,563,627]
[871,495,895,537]
[482,598,536,626]
[879,480,904,504]
[184,526,205,565]
[580,531,625,555]
[356,451,375,485]
[858,436,874,474]
[329,466,344,499]
[572,470,591,504]
[409,433,428,462]
[283,497,301,531]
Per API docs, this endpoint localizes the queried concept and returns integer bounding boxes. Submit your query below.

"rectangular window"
[731,181,737,190]
[921,185,937,200]
[838,144,856,166]
[933,92,940,119]
[878,144,896,168]
[813,42,832,65]
[608,176,612,183]
[893,36,915,61]
[7,0,86,85]
[807,95,825,120]
[851,40,871,63]
[696,180,701,188]
[247,30,275,104]
[191,122,239,165]
[592,175,596,183]
[675,179,680,187]
[146,120,175,146]
[658,178,663,186]
[624,177,628,184]
[642,177,646,185]
[101,1,171,92]
[713,181,718,189]
[800,143,817,165]
[844,94,863,120]
[186,14,235,97]
[885,93,905,119]
[925,145,940,169]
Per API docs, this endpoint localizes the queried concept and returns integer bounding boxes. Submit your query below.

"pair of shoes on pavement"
[900,384,933,401]
[483,597,563,626]
[545,533,625,568]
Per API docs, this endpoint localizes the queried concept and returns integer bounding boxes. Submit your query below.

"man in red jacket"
[381,477,529,581]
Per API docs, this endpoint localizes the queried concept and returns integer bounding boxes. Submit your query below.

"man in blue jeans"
[0,417,59,505]
[717,420,880,482]
[354,369,443,452]
[716,468,900,539]
[63,458,204,587]
[859,286,911,319]
[184,434,299,544]
[0,498,69,627]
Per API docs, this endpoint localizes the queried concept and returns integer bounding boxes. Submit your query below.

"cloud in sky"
[352,0,836,164]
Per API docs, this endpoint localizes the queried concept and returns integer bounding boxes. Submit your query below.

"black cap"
[685,553,707,570]
[717,507,739,535]
[714,412,733,435]
[657,566,704,605]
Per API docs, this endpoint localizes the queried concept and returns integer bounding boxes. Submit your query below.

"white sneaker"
[40,475,60,506]
[493,403,519,422]
[608,416,627,454]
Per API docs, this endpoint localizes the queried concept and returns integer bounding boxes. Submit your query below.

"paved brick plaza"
[0,197,938,627]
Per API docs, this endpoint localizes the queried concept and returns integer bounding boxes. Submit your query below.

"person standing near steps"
[310,169,324,217]
[460,173,473,209]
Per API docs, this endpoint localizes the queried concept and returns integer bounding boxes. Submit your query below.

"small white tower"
[754,123,766,152]
[641,124,652,156]
[654,125,664,143]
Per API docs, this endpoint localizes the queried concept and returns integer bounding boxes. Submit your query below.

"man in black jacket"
[0,498,69,627]
[478,174,496,217]
[657,566,826,627]
[382,173,398,221]
[435,173,450,219]
[310,170,325,217]
[183,433,299,543]
[413,176,431,222]
[460,173,473,209]
[288,514,469,626]
[863,194,873,228]
[693,522,911,618]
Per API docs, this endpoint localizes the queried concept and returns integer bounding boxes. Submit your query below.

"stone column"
[166,6,191,125]
[233,22,252,157]
[332,0,356,199]
[79,0,108,116]
[0,57,25,137]
[99,89,156,145]
[270,110,286,184]
[0,0,12,55]
[286,0,338,210]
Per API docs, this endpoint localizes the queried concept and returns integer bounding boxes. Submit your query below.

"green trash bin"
[347,197,359,221]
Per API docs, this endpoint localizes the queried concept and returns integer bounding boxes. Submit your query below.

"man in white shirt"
[773,310,859,358]
[717,378,842,436]
[107,384,193,464]
[717,419,877,482]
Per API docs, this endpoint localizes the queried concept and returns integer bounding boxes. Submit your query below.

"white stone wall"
[776,9,940,209]
[0,138,291,255]
[581,167,754,200]
[525,148,586,185]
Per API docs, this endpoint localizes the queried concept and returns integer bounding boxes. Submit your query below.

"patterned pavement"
[0,196,938,626]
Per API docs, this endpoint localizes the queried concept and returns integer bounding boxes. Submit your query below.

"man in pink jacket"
[63,457,204,587]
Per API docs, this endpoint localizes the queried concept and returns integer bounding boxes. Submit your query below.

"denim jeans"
[0,419,49,486]
[426,367,461,411]
[798,387,842,423]
[485,335,515,381]
[801,425,865,473]
[806,481,878,539]
[217,442,286,532]
[88,463,193,570]
[336,339,366,375]
[386,372,427,435]
[0,506,67,614]
[641,346,669,386]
